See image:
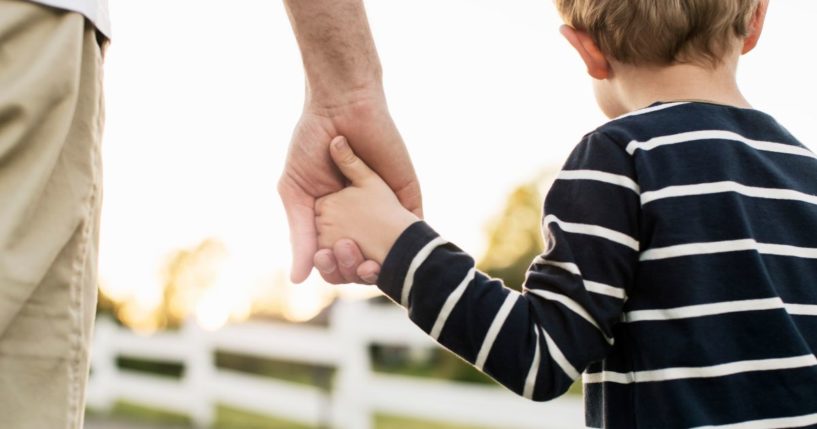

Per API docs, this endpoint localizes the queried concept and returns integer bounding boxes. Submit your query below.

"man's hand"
[279,97,422,284]
[316,137,419,264]
[281,0,422,284]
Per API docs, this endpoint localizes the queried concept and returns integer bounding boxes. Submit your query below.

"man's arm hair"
[284,0,384,108]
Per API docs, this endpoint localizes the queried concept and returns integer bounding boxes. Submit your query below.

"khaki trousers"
[0,1,105,427]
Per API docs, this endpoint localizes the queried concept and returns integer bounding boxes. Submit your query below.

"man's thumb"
[330,136,375,185]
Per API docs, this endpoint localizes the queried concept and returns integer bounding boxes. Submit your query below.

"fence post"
[184,319,215,427]
[329,299,372,429]
[87,316,117,411]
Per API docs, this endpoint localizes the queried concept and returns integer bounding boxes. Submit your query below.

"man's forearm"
[284,0,384,108]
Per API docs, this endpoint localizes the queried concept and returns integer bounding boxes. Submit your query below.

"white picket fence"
[86,299,583,429]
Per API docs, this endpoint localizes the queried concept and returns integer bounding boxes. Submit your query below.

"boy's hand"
[316,136,419,265]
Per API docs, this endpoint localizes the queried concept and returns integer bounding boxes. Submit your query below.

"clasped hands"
[315,136,419,276]
[278,101,422,286]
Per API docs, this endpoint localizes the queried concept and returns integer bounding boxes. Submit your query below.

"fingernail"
[362,273,379,284]
[333,136,348,151]
[315,253,336,274]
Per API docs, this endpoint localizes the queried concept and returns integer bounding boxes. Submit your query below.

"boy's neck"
[611,55,751,114]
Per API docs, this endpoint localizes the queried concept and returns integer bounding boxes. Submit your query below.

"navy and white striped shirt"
[376,102,817,428]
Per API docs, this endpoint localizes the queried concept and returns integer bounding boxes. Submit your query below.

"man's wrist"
[304,82,386,117]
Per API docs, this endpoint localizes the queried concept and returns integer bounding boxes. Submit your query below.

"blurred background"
[86,1,817,428]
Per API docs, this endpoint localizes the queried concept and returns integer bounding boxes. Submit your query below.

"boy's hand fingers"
[329,136,377,186]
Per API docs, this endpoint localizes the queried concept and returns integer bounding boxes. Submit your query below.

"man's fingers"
[356,260,381,285]
[286,204,317,283]
[394,180,424,219]
[314,249,345,284]
[329,136,377,186]
[279,183,317,284]
[334,239,366,283]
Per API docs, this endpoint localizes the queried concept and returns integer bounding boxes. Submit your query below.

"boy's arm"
[377,132,639,400]
[318,133,639,400]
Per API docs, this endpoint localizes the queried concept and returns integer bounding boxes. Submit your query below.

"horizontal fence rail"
[86,299,583,429]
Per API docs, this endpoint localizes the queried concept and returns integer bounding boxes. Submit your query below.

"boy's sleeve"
[376,131,640,401]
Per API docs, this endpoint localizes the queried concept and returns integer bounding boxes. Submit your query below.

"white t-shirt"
[27,0,111,38]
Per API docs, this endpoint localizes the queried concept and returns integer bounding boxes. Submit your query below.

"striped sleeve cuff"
[377,220,441,306]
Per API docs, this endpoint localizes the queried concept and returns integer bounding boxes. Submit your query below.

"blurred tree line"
[477,172,554,290]
[98,171,555,328]
[97,239,228,331]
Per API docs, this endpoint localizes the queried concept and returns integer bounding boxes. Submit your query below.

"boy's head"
[555,0,768,117]
[555,0,762,66]
[556,0,760,66]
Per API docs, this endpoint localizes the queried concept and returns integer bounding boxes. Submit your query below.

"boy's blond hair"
[555,0,759,66]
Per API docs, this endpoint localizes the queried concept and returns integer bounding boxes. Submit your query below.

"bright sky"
[98,0,817,309]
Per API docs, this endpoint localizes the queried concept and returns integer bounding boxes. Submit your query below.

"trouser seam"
[65,131,99,429]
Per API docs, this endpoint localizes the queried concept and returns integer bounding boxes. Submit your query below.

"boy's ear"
[559,25,610,80]
[742,0,769,54]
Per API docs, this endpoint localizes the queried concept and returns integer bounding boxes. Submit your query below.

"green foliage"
[476,173,587,398]
[159,239,228,329]
[567,380,583,396]
[215,351,335,391]
[117,356,185,379]
[371,346,494,385]
[477,174,553,290]
[95,238,228,331]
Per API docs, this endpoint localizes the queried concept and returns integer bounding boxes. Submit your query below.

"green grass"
[90,402,505,429]
[374,413,502,429]
[107,401,192,426]
[95,402,312,429]
[214,406,314,429]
